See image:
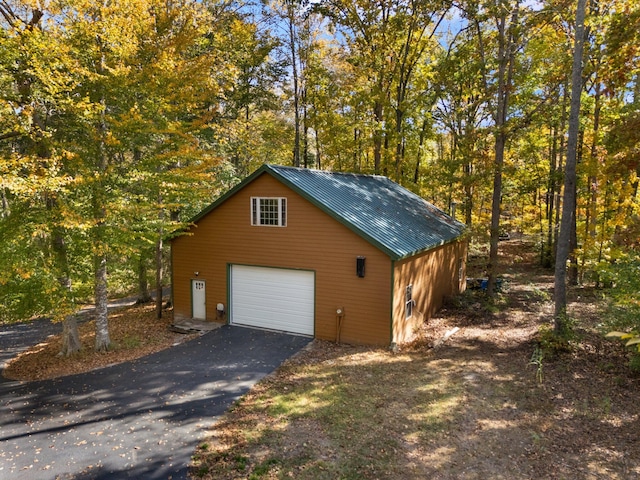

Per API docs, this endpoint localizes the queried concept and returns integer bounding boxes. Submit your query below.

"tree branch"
[0,131,22,141]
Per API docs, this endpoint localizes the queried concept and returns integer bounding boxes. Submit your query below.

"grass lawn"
[190,240,640,480]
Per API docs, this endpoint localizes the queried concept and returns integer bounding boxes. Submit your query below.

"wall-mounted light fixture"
[194,271,199,277]
[356,256,366,277]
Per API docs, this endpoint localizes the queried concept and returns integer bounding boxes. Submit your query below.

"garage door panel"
[231,265,314,335]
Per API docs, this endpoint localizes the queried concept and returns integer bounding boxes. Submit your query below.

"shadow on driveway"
[0,289,171,377]
[0,326,311,479]
[0,318,63,376]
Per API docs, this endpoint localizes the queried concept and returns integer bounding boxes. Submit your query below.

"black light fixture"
[356,256,366,277]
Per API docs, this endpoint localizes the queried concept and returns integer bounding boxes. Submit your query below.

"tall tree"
[433,30,493,226]
[318,0,449,176]
[261,0,309,167]
[456,0,563,294]
[554,0,587,331]
[1,0,224,350]
[475,0,520,295]
[0,0,84,354]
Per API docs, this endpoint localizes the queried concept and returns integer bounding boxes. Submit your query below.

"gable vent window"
[251,197,287,227]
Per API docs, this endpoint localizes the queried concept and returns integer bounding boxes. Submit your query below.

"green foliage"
[538,320,577,355]
[119,335,141,349]
[234,454,249,471]
[195,465,209,477]
[530,345,544,384]
[600,250,640,369]
[628,354,640,373]
[0,0,260,324]
[248,458,279,479]
[606,331,640,352]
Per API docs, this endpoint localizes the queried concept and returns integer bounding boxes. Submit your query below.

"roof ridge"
[268,165,455,219]
[265,163,466,260]
[182,163,466,261]
[267,164,388,180]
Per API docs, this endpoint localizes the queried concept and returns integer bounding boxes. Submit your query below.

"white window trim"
[251,197,287,227]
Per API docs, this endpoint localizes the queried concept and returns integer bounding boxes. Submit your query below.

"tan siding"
[392,241,468,344]
[172,173,392,346]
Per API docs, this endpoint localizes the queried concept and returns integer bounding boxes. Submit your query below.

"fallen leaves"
[3,304,196,381]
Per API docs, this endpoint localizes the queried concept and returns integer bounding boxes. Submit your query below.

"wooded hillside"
[1,0,639,359]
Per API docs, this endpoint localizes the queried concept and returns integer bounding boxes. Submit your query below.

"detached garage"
[171,164,467,346]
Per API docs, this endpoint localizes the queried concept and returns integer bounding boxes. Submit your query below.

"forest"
[0,0,639,357]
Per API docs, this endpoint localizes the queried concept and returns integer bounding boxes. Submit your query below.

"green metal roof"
[191,164,466,260]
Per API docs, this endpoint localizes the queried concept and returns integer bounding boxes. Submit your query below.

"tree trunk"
[57,277,80,356]
[543,123,558,268]
[464,157,474,226]
[581,82,601,283]
[52,225,81,356]
[1,188,9,217]
[487,130,506,295]
[61,316,81,356]
[155,235,164,319]
[395,104,403,182]
[586,83,601,240]
[554,0,587,331]
[94,254,110,351]
[137,254,152,304]
[487,6,517,296]
[302,87,309,168]
[315,123,321,169]
[554,82,569,258]
[287,1,300,167]
[568,129,583,286]
[373,100,383,174]
[414,118,428,184]
[93,35,111,351]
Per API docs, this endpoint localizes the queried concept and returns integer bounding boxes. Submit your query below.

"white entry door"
[191,279,206,319]
[230,265,314,335]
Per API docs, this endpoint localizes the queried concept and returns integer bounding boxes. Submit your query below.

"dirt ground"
[191,239,640,479]
[404,240,639,479]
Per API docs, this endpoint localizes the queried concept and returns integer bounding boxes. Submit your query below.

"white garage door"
[230,265,315,335]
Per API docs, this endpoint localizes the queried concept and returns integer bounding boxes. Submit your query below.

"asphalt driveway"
[0,325,311,479]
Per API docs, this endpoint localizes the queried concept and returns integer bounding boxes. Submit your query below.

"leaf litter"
[3,303,197,381]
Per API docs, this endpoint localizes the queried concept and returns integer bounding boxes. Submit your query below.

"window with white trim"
[251,197,287,227]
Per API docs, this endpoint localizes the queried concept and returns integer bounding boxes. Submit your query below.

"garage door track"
[0,326,310,479]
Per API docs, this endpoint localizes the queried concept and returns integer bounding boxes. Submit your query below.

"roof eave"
[173,164,467,259]
[394,229,468,261]
[170,165,271,241]
[191,165,269,224]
